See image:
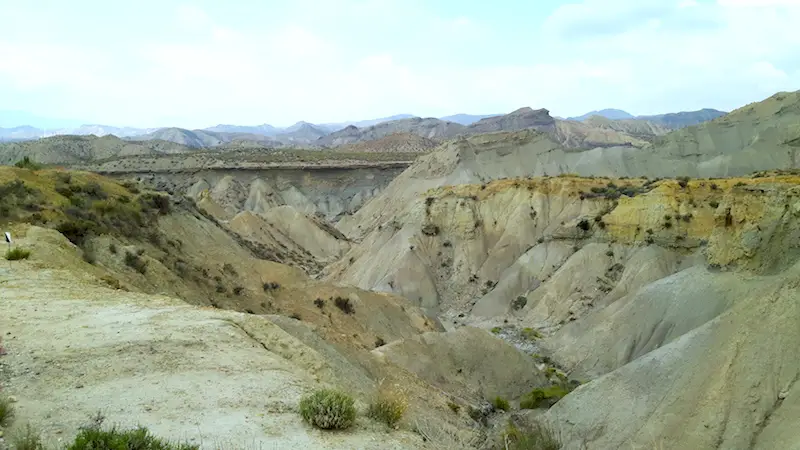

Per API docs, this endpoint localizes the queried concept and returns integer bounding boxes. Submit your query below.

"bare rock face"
[466,107,557,135]
[375,327,548,401]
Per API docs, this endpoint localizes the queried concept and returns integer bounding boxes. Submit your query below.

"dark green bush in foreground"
[299,388,357,430]
[5,247,31,260]
[66,425,199,450]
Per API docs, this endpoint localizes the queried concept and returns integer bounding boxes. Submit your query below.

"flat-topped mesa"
[466,107,556,134]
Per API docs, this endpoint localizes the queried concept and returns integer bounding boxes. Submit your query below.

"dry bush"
[367,382,409,429]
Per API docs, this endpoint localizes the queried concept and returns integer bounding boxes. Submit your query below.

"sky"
[0,0,798,129]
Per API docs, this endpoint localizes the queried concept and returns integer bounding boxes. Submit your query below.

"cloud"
[719,0,800,6]
[0,0,797,127]
[175,5,211,29]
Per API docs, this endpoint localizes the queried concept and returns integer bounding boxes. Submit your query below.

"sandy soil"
[0,261,426,449]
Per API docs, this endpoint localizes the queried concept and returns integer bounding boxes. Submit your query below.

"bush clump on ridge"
[5,247,31,261]
[14,156,42,171]
[299,388,357,430]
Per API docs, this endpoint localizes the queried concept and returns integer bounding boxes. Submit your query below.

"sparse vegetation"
[0,395,15,428]
[521,328,543,340]
[374,337,386,347]
[512,296,528,310]
[492,396,510,412]
[5,247,31,260]
[334,296,355,314]
[299,389,357,430]
[367,385,408,428]
[520,384,573,409]
[263,281,280,291]
[65,413,198,450]
[9,423,45,450]
[14,156,42,170]
[582,182,650,200]
[314,298,325,309]
[447,401,461,413]
[124,250,148,274]
[500,420,561,450]
[421,223,440,236]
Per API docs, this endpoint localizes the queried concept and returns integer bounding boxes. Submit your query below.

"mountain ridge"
[2,105,728,143]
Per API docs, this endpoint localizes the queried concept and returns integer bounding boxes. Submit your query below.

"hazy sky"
[0,0,798,128]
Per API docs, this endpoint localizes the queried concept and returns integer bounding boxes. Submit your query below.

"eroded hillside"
[4,90,800,450]
[1,166,567,449]
[336,90,800,241]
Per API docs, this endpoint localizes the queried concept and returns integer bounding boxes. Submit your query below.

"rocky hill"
[569,108,727,129]
[567,108,635,121]
[274,122,330,143]
[323,171,800,449]
[317,118,466,147]
[464,107,556,135]
[0,134,192,165]
[336,90,799,236]
[638,107,727,128]
[130,127,281,148]
[333,133,439,153]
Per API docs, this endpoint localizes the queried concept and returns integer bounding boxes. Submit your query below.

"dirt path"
[0,261,425,449]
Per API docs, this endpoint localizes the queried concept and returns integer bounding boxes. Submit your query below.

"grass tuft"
[5,247,31,260]
[0,395,15,428]
[501,420,561,450]
[10,423,45,450]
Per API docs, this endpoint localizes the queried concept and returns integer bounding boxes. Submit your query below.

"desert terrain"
[1,90,800,449]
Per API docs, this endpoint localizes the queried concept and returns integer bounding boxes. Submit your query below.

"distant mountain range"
[0,107,728,147]
[567,108,728,128]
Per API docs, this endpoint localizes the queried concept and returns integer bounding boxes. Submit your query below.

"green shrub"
[511,296,528,310]
[0,395,15,427]
[14,156,42,170]
[501,420,561,450]
[491,326,502,334]
[492,396,510,411]
[521,328,543,340]
[66,424,198,450]
[299,389,357,430]
[367,387,408,428]
[5,247,31,260]
[124,251,148,274]
[334,296,355,314]
[520,385,571,409]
